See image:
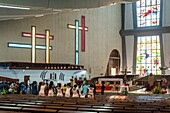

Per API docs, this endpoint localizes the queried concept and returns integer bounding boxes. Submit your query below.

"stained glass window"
[136,36,161,76]
[135,0,161,76]
[136,0,160,27]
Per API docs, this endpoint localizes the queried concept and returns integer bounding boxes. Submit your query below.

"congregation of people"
[0,78,98,99]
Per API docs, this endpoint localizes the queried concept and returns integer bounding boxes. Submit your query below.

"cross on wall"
[67,16,88,65]
[8,26,54,63]
[67,16,88,52]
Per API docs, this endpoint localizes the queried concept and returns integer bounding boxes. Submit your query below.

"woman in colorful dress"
[88,84,94,98]
[39,82,46,96]
[57,83,63,97]
[72,85,79,97]
[65,83,71,97]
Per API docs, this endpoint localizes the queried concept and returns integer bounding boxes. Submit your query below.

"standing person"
[16,83,20,94]
[39,82,45,96]
[78,85,82,97]
[21,82,26,94]
[8,82,14,94]
[93,83,96,98]
[70,76,74,87]
[88,84,94,98]
[65,83,71,97]
[61,84,67,96]
[101,82,105,95]
[72,84,79,97]
[82,82,89,98]
[57,83,63,97]
[48,81,54,96]
[32,81,37,95]
[26,80,31,94]
[44,83,49,96]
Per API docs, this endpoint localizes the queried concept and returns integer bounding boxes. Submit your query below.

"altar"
[98,78,123,84]
[95,77,130,93]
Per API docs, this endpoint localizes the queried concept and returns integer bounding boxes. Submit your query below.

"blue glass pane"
[75,52,79,65]
[8,42,52,50]
[75,20,79,51]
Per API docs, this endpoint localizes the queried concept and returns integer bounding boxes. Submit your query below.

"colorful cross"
[8,26,54,63]
[68,16,88,52]
[68,16,88,65]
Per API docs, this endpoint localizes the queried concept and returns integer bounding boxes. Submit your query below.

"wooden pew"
[0,106,22,112]
[45,105,77,110]
[58,110,97,113]
[22,107,57,113]
[77,107,112,112]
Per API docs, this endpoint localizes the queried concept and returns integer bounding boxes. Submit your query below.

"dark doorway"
[105,49,120,76]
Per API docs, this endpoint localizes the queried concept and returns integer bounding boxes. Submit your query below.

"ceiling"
[0,0,139,21]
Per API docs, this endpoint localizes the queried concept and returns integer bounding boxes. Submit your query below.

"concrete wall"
[125,3,134,30]
[0,5,122,77]
[162,0,170,74]
[125,35,134,73]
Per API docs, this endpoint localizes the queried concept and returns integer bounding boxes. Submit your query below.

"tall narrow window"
[136,36,161,76]
[136,0,160,27]
[135,0,161,76]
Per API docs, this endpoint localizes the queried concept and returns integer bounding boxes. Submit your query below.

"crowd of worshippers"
[0,80,96,98]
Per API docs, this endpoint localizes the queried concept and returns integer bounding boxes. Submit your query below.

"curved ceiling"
[0,0,139,21]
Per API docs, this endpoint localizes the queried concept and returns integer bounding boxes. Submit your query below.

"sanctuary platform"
[135,75,170,86]
[91,74,139,83]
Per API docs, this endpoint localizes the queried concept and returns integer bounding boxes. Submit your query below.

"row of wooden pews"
[0,94,169,113]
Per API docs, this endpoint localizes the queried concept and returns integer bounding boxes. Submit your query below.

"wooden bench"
[0,110,27,113]
[58,110,97,113]
[124,107,158,112]
[92,105,124,110]
[63,104,92,108]
[22,107,57,113]
[0,106,22,112]
[113,109,152,113]
[0,103,16,106]
[45,105,77,110]
[16,104,45,108]
[77,107,112,112]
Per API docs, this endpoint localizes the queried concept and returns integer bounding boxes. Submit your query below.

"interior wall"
[162,0,170,26]
[124,4,134,30]
[125,36,134,73]
[124,3,134,74]
[162,0,170,74]
[0,5,122,77]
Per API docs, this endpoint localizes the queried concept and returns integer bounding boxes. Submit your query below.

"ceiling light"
[52,9,62,12]
[14,17,24,20]
[0,5,30,10]
[110,2,117,5]
[73,9,80,11]
[35,14,44,17]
